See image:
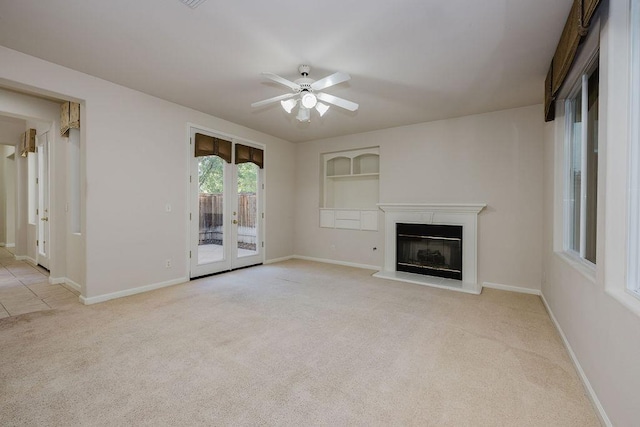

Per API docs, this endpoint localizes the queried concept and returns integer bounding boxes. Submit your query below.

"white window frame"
[627,0,640,299]
[562,56,599,268]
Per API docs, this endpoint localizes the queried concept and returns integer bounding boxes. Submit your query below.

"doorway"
[189,127,264,278]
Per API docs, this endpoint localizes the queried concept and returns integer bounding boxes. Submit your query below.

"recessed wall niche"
[320,147,379,231]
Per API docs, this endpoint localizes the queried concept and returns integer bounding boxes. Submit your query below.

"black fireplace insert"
[396,223,463,280]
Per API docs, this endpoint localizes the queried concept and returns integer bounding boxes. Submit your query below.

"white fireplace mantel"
[373,203,486,294]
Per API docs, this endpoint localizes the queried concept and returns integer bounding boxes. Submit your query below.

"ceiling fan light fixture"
[296,107,311,122]
[281,98,298,113]
[301,92,317,109]
[315,102,330,117]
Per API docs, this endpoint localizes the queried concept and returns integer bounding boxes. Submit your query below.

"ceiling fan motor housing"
[295,78,314,93]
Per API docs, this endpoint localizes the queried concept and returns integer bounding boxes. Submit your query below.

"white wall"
[294,105,544,291]
[0,45,295,300]
[542,1,640,425]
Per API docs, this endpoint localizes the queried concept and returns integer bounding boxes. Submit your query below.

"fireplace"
[374,203,485,294]
[396,223,462,280]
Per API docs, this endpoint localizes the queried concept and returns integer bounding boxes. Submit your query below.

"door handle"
[232,219,238,224]
[41,217,48,221]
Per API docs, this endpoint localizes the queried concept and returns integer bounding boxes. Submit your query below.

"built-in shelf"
[321,147,380,231]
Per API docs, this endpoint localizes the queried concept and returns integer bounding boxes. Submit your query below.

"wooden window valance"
[20,129,36,157]
[235,144,264,169]
[544,0,602,122]
[194,132,232,163]
[60,101,80,137]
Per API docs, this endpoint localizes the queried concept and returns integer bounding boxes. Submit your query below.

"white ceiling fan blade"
[251,92,296,108]
[316,92,359,112]
[311,71,351,91]
[261,72,301,91]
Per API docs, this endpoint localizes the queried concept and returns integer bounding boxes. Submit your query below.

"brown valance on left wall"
[20,129,36,157]
[544,0,602,122]
[60,101,80,137]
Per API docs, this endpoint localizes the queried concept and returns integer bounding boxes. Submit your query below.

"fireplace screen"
[396,223,463,280]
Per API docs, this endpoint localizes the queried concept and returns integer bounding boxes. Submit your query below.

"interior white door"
[36,132,50,270]
[189,128,263,278]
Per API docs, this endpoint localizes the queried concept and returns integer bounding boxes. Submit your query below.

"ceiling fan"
[251,65,358,122]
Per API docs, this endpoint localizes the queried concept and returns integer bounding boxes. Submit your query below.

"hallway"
[0,247,79,317]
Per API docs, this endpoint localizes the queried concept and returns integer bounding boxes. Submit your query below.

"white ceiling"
[0,0,571,143]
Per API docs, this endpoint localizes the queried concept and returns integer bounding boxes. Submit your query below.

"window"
[628,0,640,297]
[564,60,599,265]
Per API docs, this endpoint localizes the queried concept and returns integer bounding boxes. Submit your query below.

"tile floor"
[0,247,80,318]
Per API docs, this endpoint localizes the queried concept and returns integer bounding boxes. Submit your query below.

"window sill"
[554,251,596,284]
[605,287,640,318]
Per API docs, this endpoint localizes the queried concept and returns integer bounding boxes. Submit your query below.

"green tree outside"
[199,156,257,194]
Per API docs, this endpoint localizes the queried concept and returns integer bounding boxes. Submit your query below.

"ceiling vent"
[179,0,207,8]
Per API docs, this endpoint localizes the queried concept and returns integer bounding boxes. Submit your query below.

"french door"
[36,131,50,270]
[189,127,264,278]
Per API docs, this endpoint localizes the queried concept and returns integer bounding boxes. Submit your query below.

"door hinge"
[261,241,264,248]
[261,212,264,219]
[190,137,192,145]
[262,183,264,190]
[36,209,39,215]
[189,251,192,259]
[190,213,192,220]
[36,240,39,247]
[190,175,192,183]
[36,177,39,184]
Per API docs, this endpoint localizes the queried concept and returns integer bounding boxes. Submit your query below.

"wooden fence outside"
[198,193,257,249]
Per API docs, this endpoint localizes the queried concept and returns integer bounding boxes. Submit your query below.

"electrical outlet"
[165,259,172,268]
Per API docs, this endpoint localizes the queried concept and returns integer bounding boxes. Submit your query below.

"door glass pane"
[237,162,258,257]
[198,155,224,265]
[569,93,582,252]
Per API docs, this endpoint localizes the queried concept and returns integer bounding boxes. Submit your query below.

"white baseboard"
[5,243,15,248]
[264,255,294,265]
[49,277,66,285]
[80,277,188,305]
[292,255,379,271]
[540,293,612,426]
[482,281,541,295]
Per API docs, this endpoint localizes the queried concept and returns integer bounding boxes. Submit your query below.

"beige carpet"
[0,260,599,426]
